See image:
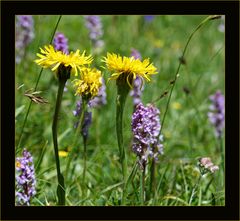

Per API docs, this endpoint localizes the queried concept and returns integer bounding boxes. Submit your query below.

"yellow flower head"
[34,45,93,76]
[16,160,21,168]
[58,150,69,157]
[102,53,158,87]
[72,67,102,99]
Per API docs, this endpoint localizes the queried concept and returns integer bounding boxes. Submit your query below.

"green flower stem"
[140,167,146,205]
[149,158,156,198]
[52,77,67,205]
[82,113,88,185]
[116,82,130,204]
[116,84,129,180]
[65,99,87,180]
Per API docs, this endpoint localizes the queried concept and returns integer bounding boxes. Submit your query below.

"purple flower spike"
[84,15,104,51]
[73,98,93,140]
[208,90,225,138]
[130,76,144,107]
[53,32,69,54]
[144,15,155,22]
[81,111,92,140]
[129,49,144,107]
[131,103,163,167]
[88,78,107,108]
[15,15,34,63]
[130,48,142,60]
[73,99,82,118]
[15,148,36,206]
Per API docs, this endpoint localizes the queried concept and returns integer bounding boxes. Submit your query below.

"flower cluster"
[131,103,163,167]
[53,32,69,54]
[84,15,104,52]
[15,149,36,206]
[88,78,107,108]
[199,157,219,174]
[208,90,225,138]
[73,77,106,138]
[129,49,144,107]
[103,53,157,87]
[35,45,92,76]
[72,67,102,99]
[15,15,35,63]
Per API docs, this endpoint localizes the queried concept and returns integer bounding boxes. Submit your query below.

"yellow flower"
[102,53,158,87]
[34,45,93,76]
[171,102,182,110]
[16,161,21,168]
[72,67,102,99]
[58,150,68,157]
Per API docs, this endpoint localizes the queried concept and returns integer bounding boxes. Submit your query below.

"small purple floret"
[15,15,34,63]
[84,15,104,50]
[53,32,69,54]
[15,148,36,206]
[208,90,225,138]
[129,49,144,107]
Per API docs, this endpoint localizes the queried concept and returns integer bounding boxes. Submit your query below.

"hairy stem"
[116,83,130,204]
[52,78,66,205]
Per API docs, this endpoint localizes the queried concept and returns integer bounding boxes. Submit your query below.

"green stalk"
[140,166,146,205]
[116,84,129,181]
[82,112,88,185]
[149,158,156,198]
[65,99,87,180]
[219,136,225,187]
[52,77,67,205]
[116,82,130,205]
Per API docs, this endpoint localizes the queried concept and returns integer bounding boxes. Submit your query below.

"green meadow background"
[15,15,225,206]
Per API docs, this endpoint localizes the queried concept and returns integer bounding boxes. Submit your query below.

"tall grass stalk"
[189,174,202,205]
[219,136,225,187]
[150,15,221,197]
[16,15,62,153]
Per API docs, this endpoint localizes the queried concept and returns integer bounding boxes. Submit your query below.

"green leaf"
[15,105,25,118]
[57,173,65,205]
